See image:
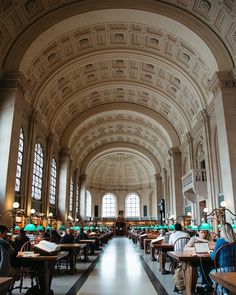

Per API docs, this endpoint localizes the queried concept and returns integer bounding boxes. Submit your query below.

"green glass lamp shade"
[59,225,66,231]
[191,224,198,231]
[74,225,81,231]
[14,225,21,230]
[24,223,37,232]
[232,224,236,230]
[37,225,44,231]
[163,225,168,229]
[84,226,89,230]
[217,224,222,229]
[46,225,52,230]
[69,226,74,230]
[158,225,163,230]
[90,226,94,230]
[169,224,175,230]
[199,222,212,231]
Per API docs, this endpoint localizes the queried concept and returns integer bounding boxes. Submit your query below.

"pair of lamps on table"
[199,201,236,231]
[24,210,53,232]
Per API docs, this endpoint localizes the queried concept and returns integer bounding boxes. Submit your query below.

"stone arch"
[3,1,233,72]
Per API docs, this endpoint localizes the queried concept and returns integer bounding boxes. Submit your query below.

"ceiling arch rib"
[74,129,167,169]
[2,2,233,72]
[21,21,214,104]
[60,103,180,149]
[80,144,161,175]
[69,111,171,153]
[69,112,170,167]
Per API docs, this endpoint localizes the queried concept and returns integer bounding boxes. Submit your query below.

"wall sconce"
[0,202,20,231]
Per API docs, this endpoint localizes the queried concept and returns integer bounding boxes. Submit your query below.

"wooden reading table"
[151,243,174,274]
[59,243,87,270]
[210,272,236,294]
[17,251,68,295]
[168,251,213,295]
[0,277,13,294]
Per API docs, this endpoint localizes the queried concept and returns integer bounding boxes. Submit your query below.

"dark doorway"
[115,222,126,236]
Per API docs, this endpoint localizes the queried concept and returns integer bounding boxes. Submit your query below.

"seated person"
[169,223,190,246]
[59,228,75,244]
[0,224,20,293]
[184,228,212,251]
[184,227,213,292]
[210,222,236,295]
[77,227,88,240]
[13,229,30,252]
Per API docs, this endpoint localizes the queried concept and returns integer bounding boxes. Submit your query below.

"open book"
[33,240,60,255]
[150,236,165,244]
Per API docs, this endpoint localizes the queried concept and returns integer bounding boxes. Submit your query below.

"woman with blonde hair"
[210,222,236,294]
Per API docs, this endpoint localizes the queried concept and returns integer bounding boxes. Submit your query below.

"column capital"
[168,147,181,157]
[47,132,54,145]
[60,147,70,158]
[208,70,236,96]
[186,132,193,144]
[0,72,28,96]
[155,173,162,181]
[80,174,87,182]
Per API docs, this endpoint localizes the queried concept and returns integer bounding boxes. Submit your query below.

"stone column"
[162,167,171,218]
[169,147,183,218]
[186,132,194,169]
[79,174,87,219]
[44,133,53,215]
[58,148,70,222]
[24,110,38,216]
[200,110,215,209]
[209,70,236,212]
[0,73,25,218]
[155,173,162,219]
[74,168,80,219]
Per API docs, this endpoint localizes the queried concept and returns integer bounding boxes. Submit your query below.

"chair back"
[174,237,190,252]
[214,241,236,272]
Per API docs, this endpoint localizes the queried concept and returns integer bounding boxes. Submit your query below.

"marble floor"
[10,237,179,295]
[77,237,163,295]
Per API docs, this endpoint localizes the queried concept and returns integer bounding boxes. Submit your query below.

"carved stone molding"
[155,173,162,181]
[168,147,181,157]
[209,70,236,96]
[0,72,28,96]
[59,147,70,158]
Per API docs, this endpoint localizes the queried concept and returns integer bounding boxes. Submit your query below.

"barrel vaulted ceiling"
[0,0,235,188]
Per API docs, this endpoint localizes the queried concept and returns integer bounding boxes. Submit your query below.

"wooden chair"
[169,236,190,273]
[10,240,40,293]
[213,242,236,294]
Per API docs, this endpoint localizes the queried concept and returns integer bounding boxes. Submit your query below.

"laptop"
[194,242,210,254]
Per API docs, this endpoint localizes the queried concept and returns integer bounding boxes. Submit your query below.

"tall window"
[32,143,44,200]
[126,193,140,217]
[15,128,24,192]
[75,185,79,215]
[86,190,92,217]
[102,193,116,217]
[49,158,57,205]
[69,177,73,214]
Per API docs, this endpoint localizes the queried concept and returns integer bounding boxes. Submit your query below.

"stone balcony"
[182,169,208,198]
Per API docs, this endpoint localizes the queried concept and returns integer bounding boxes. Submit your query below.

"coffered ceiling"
[0,0,235,188]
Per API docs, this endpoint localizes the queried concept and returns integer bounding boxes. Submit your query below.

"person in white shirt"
[168,223,190,246]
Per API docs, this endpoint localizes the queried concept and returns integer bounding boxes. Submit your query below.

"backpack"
[173,266,185,291]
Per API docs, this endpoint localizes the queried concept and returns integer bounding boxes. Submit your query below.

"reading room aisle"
[76,237,157,295]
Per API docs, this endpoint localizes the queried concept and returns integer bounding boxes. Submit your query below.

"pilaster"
[209,70,236,212]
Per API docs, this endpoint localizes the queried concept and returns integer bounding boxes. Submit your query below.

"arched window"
[126,193,140,217]
[15,128,24,192]
[102,193,116,217]
[69,177,73,214]
[75,185,79,215]
[49,158,57,205]
[32,143,44,200]
[86,190,92,217]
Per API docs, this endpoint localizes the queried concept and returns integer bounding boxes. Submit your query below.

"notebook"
[194,242,210,254]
